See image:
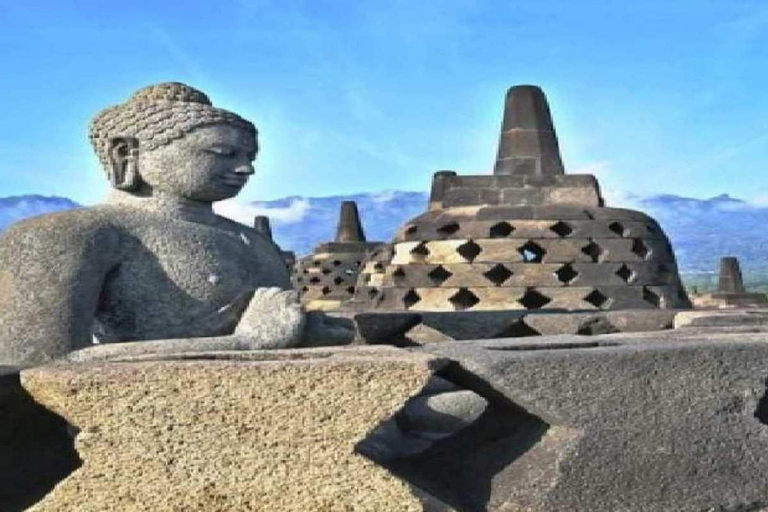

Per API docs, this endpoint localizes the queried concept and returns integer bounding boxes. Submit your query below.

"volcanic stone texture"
[0,366,80,512]
[381,334,768,512]
[353,205,690,313]
[21,347,446,511]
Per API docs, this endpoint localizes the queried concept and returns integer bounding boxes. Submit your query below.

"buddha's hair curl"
[89,82,256,169]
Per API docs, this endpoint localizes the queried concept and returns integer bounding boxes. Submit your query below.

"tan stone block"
[505,263,563,287]
[424,240,473,264]
[22,347,444,512]
[471,288,526,310]
[412,287,460,311]
[473,239,524,263]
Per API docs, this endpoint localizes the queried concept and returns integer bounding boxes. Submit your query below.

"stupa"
[353,85,691,322]
[692,256,768,308]
[293,201,382,310]
[254,215,296,269]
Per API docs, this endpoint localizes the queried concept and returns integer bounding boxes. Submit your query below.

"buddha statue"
[0,82,344,367]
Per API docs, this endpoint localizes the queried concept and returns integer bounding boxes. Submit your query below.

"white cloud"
[570,161,644,210]
[214,198,311,226]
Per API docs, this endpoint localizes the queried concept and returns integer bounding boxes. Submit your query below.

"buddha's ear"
[107,137,141,191]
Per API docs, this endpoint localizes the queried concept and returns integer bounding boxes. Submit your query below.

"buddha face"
[136,124,258,202]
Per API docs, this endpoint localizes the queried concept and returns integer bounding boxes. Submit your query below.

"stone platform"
[20,347,446,512]
[13,329,768,511]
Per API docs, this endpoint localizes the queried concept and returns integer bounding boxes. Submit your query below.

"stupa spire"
[718,256,746,294]
[335,201,366,243]
[253,215,273,241]
[493,85,565,176]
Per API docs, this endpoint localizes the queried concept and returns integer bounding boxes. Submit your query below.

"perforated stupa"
[353,85,691,314]
[293,201,382,310]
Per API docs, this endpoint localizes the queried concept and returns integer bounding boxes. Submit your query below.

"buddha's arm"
[0,213,120,367]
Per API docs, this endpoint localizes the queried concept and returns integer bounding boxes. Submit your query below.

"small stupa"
[253,215,296,269]
[692,257,767,308]
[352,85,691,315]
[293,201,382,310]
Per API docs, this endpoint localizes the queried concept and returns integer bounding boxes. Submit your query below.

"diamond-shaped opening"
[549,221,573,237]
[374,262,385,271]
[555,263,579,285]
[410,242,430,260]
[631,239,650,260]
[346,286,356,295]
[333,276,344,285]
[332,260,342,266]
[393,267,406,279]
[616,264,635,283]
[405,225,418,236]
[436,222,460,236]
[321,286,331,295]
[643,286,662,308]
[301,286,309,292]
[495,319,540,337]
[489,221,514,238]
[456,240,482,262]
[584,289,611,309]
[368,288,379,299]
[302,269,309,274]
[518,241,546,263]
[312,260,322,266]
[309,276,321,284]
[518,288,551,310]
[581,241,603,263]
[428,265,453,285]
[403,289,421,309]
[321,268,332,275]
[608,222,626,237]
[483,264,513,286]
[448,288,480,310]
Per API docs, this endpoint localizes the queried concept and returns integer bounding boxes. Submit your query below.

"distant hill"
[0,195,81,230]
[2,191,767,290]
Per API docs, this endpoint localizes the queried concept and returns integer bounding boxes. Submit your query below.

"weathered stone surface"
[398,335,768,511]
[493,85,565,176]
[22,347,448,511]
[675,308,768,329]
[0,366,80,512]
[354,309,679,344]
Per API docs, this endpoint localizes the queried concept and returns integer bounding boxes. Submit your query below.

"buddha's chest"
[110,222,289,307]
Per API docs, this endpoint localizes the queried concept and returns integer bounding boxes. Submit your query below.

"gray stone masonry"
[357,332,768,511]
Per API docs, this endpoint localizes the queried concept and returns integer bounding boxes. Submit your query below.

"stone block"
[21,348,447,511]
[0,367,80,512]
[404,336,768,511]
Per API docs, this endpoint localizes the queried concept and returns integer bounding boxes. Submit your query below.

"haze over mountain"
[2,192,767,290]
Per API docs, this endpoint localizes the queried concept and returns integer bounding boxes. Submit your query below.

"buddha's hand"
[234,287,305,349]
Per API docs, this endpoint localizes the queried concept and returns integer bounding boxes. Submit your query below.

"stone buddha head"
[89,82,258,202]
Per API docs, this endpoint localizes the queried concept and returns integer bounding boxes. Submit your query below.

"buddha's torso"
[91,205,291,342]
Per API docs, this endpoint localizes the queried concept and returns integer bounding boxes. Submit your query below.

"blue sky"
[1,1,767,206]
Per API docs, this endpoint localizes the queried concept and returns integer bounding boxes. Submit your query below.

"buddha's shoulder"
[0,205,124,249]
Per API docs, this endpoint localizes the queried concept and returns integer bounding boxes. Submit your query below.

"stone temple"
[353,85,691,321]
[293,201,382,310]
[692,256,768,308]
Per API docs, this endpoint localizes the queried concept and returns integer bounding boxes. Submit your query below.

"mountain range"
[2,191,767,290]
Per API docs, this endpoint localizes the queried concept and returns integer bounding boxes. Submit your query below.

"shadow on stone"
[754,378,768,426]
[356,362,557,512]
[0,369,81,511]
